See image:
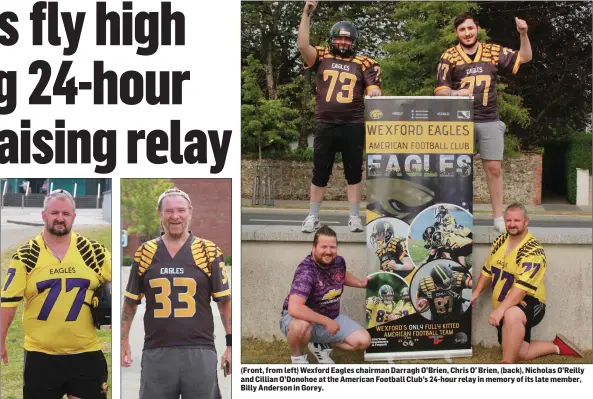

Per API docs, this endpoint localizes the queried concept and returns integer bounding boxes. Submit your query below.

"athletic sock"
[309,202,322,218]
[349,202,360,217]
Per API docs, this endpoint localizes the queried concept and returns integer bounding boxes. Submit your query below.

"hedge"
[565,133,592,204]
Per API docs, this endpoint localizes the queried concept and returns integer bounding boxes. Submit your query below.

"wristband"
[226,334,232,347]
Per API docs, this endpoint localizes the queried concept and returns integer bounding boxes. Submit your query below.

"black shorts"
[497,296,546,345]
[312,122,365,187]
[451,243,472,259]
[23,350,108,399]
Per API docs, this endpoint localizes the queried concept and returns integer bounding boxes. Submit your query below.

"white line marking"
[250,219,341,224]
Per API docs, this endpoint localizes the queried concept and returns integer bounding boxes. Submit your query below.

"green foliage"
[503,134,521,159]
[241,55,300,157]
[565,133,592,204]
[224,255,232,266]
[122,256,134,266]
[381,1,480,96]
[478,1,592,144]
[121,179,173,238]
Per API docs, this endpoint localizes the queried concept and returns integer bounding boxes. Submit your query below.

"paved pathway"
[121,267,232,399]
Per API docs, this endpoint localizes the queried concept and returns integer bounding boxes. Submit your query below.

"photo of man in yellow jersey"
[1,188,112,399]
[393,287,416,319]
[365,272,407,330]
[471,203,583,364]
[408,204,473,270]
[366,284,398,328]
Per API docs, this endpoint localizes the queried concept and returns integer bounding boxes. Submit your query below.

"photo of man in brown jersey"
[434,12,532,234]
[121,185,231,399]
[298,0,382,233]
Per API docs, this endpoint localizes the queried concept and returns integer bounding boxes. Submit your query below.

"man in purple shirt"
[280,225,371,364]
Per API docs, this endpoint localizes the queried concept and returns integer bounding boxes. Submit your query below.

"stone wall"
[242,154,543,204]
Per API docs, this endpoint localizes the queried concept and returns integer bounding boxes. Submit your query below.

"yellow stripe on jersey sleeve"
[212,289,231,298]
[124,291,143,301]
[512,53,521,74]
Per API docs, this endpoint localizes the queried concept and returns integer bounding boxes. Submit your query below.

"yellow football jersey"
[438,230,472,250]
[394,300,416,318]
[441,214,456,227]
[1,232,111,354]
[481,232,546,309]
[366,297,397,328]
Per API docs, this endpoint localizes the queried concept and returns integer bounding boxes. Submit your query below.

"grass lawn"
[242,337,592,365]
[1,227,112,399]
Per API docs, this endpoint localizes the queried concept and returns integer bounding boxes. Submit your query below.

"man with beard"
[1,189,111,399]
[471,203,583,363]
[121,188,231,399]
[280,225,371,364]
[298,0,382,233]
[435,12,532,234]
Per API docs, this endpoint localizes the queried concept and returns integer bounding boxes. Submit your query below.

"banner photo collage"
[364,97,474,361]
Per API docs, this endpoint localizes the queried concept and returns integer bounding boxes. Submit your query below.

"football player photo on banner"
[364,97,474,361]
[120,179,232,399]
[0,178,112,399]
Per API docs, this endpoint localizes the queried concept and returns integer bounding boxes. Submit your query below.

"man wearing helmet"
[416,263,472,322]
[366,285,399,328]
[371,221,413,275]
[394,287,416,319]
[298,0,382,233]
[1,189,111,399]
[434,205,472,238]
[421,226,472,268]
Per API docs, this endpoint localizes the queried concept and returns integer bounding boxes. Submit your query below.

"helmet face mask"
[431,264,454,291]
[423,226,436,242]
[379,284,394,305]
[329,21,358,57]
[371,221,394,249]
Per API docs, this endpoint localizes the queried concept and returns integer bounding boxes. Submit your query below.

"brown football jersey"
[306,46,382,124]
[434,43,521,122]
[125,234,230,350]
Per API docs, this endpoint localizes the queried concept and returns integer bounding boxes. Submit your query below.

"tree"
[241,55,300,158]
[121,179,173,239]
[478,1,592,144]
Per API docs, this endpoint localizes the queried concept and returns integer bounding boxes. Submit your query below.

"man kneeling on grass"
[279,225,370,364]
[471,203,583,363]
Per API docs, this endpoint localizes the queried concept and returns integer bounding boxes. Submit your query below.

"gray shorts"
[475,120,506,161]
[279,311,363,344]
[140,347,221,399]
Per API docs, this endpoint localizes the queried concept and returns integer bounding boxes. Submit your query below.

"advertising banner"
[364,97,474,361]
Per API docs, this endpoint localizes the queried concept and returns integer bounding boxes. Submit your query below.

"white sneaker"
[291,354,309,364]
[348,216,364,232]
[301,214,321,233]
[308,342,335,364]
[494,216,506,234]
